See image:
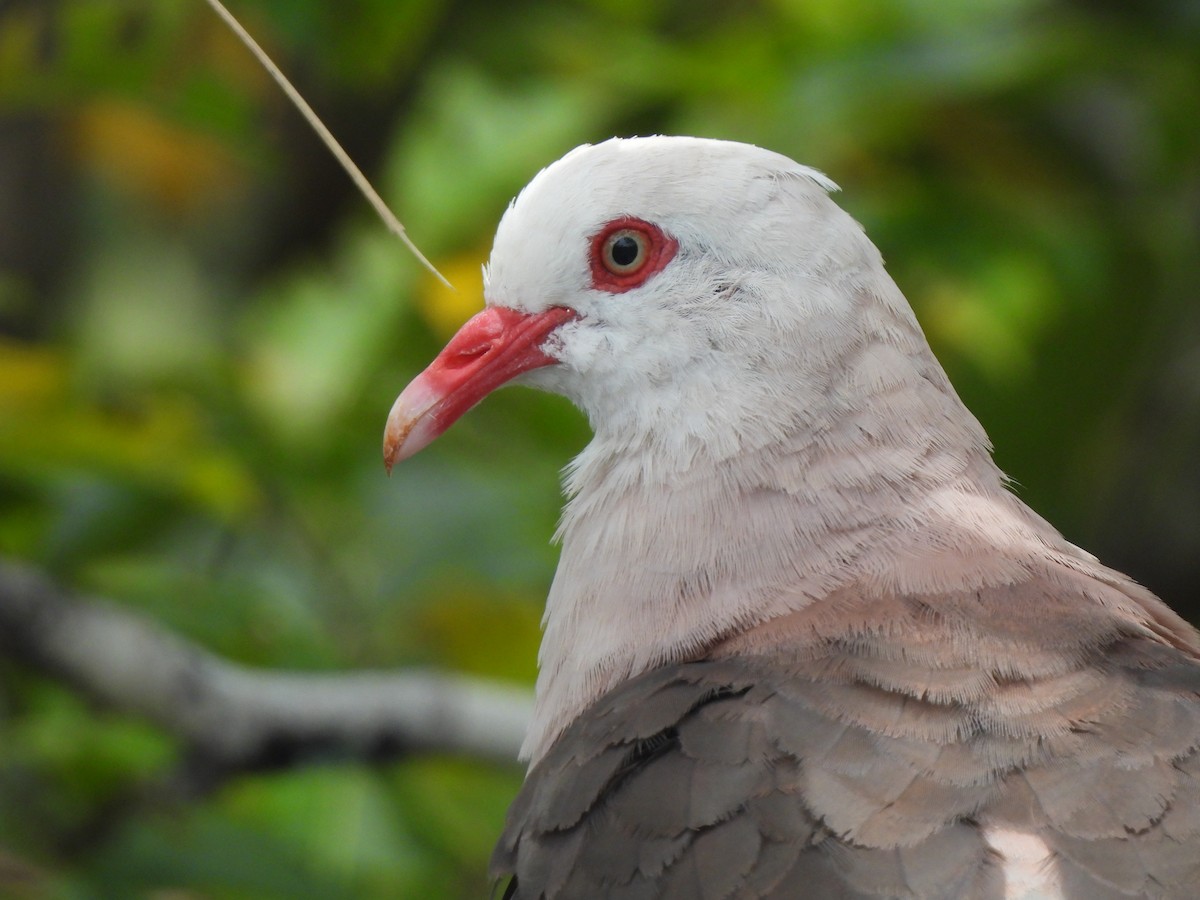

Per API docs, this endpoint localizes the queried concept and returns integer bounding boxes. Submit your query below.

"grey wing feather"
[493,589,1200,899]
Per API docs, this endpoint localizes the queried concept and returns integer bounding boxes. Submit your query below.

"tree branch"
[0,560,532,771]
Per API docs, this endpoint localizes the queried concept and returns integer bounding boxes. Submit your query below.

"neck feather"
[519,335,1078,763]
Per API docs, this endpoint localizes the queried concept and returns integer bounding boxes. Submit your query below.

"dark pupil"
[610,235,640,267]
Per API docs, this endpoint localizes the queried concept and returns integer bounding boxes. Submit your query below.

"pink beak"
[383,305,577,472]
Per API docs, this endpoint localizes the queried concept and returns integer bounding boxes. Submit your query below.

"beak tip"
[383,393,421,475]
[383,436,401,475]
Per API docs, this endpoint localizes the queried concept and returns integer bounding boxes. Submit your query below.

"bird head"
[382,136,909,471]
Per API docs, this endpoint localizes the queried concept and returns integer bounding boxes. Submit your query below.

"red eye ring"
[588,217,678,294]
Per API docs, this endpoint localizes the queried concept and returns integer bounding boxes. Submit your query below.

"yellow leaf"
[72,99,243,216]
[415,248,489,339]
[0,339,68,409]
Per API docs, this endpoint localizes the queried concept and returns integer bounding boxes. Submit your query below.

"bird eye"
[589,217,678,294]
[602,229,648,274]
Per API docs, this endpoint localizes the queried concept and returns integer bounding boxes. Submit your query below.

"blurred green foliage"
[0,0,1197,896]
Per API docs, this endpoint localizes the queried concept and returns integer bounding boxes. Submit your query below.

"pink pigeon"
[385,137,1200,899]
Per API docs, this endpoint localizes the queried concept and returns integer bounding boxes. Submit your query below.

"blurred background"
[0,0,1197,896]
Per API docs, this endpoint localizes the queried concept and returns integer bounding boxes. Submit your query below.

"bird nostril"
[446,343,494,368]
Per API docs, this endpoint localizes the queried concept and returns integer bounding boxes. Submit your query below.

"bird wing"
[492,584,1200,899]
